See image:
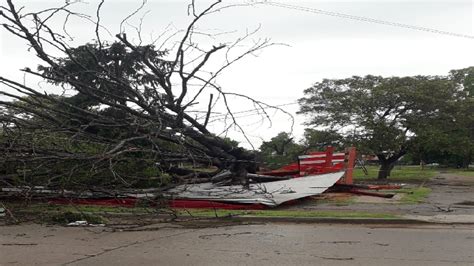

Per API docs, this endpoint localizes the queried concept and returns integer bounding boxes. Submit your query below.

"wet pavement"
[1,223,473,265]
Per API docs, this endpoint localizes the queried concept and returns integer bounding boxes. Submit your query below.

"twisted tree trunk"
[376,150,406,179]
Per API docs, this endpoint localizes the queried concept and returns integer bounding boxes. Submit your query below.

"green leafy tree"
[299,75,458,179]
[301,129,343,152]
[410,67,474,168]
[259,132,303,169]
[448,67,474,167]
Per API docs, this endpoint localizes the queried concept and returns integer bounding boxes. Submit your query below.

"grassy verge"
[3,202,162,224]
[49,211,107,224]
[354,165,437,182]
[5,203,154,214]
[4,202,398,223]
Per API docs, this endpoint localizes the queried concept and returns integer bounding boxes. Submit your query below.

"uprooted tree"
[0,0,290,190]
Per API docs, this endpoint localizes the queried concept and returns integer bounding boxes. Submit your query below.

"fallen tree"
[0,0,290,190]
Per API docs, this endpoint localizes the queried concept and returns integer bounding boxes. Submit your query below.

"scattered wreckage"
[164,147,356,207]
[1,147,359,208]
[165,171,345,207]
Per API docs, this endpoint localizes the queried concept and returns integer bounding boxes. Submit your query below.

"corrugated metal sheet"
[165,171,344,207]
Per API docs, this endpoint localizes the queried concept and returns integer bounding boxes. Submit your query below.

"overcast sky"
[1,0,473,149]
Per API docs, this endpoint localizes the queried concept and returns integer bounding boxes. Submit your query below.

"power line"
[211,101,298,118]
[261,1,474,40]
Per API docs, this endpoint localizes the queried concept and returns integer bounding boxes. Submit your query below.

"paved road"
[1,222,473,265]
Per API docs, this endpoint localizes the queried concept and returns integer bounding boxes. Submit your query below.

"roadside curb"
[194,216,474,225]
[75,212,474,225]
[5,210,473,226]
[62,212,430,225]
[214,216,430,225]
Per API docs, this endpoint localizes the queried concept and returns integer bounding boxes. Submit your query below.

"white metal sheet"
[165,171,345,206]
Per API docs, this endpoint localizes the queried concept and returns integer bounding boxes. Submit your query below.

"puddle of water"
[456,201,474,206]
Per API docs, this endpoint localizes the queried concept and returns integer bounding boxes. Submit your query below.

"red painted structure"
[259,146,356,185]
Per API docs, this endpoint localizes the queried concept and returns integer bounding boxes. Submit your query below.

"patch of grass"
[354,165,437,182]
[7,203,135,213]
[48,211,107,224]
[179,209,398,219]
[5,202,164,222]
[6,200,170,214]
[58,205,159,214]
[398,187,432,204]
